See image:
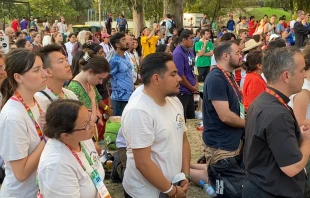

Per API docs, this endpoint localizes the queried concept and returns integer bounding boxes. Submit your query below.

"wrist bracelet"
[163,184,173,194]
[185,174,192,182]
[104,105,109,111]
[42,135,47,143]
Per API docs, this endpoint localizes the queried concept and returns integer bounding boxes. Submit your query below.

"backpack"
[0,156,5,184]
[168,20,176,34]
[104,119,121,150]
[208,155,246,198]
[119,18,126,26]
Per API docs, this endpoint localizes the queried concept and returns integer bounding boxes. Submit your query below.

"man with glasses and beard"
[202,41,245,169]
[122,52,190,198]
[109,32,134,116]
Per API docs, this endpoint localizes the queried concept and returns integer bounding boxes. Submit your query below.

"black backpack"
[168,20,176,34]
[208,155,246,198]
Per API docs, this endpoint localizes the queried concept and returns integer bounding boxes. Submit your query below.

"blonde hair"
[77,30,88,45]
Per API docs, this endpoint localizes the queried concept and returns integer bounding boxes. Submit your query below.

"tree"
[67,0,92,22]
[29,0,77,20]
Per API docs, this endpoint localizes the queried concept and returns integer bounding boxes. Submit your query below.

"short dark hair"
[268,39,286,51]
[195,28,201,35]
[166,14,171,19]
[39,44,62,69]
[15,31,22,38]
[15,38,28,48]
[250,16,255,20]
[156,44,168,53]
[140,52,172,85]
[241,16,247,20]
[179,29,193,41]
[44,99,84,139]
[68,33,76,38]
[252,35,261,43]
[221,32,236,41]
[244,50,263,73]
[279,16,285,21]
[110,32,125,49]
[238,29,248,35]
[200,29,210,36]
[214,41,235,61]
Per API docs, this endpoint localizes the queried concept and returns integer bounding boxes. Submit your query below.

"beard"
[229,57,242,69]
[120,46,129,51]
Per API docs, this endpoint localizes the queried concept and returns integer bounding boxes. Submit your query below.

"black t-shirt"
[202,67,244,151]
[244,87,305,197]
[96,78,109,99]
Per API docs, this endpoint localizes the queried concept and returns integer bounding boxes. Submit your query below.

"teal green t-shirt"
[195,41,214,67]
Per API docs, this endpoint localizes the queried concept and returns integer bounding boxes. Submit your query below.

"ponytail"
[0,78,14,108]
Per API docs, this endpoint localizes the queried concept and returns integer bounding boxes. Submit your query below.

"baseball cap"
[269,34,280,42]
[101,33,110,38]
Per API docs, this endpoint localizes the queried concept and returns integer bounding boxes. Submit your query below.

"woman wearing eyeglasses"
[37,99,108,197]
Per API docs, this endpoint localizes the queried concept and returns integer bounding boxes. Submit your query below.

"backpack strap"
[40,91,54,102]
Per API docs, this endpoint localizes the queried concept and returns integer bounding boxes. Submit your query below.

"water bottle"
[200,180,217,197]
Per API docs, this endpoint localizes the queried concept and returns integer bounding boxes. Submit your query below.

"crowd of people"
[0,9,309,198]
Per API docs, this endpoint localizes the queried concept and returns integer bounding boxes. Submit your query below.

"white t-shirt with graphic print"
[122,88,187,197]
[38,139,105,198]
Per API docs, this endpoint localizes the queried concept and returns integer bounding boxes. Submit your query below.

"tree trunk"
[163,0,168,19]
[132,0,145,38]
[172,0,183,29]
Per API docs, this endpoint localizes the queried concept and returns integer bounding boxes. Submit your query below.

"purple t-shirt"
[20,19,28,30]
[173,45,196,95]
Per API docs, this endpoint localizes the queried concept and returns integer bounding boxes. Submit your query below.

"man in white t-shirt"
[122,53,190,198]
[35,44,78,111]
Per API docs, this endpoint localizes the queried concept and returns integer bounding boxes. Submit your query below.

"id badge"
[90,170,111,198]
[239,103,245,119]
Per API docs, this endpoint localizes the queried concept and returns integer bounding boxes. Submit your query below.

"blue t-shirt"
[109,54,134,101]
[202,67,244,151]
[227,20,235,31]
[276,24,284,33]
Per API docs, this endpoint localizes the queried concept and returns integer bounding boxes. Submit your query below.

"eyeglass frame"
[72,113,92,132]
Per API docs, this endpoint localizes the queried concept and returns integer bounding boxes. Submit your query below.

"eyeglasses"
[0,65,5,71]
[72,115,92,132]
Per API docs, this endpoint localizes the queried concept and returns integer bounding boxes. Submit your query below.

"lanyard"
[48,87,68,99]
[11,91,43,139]
[66,142,93,171]
[265,88,290,110]
[217,65,242,103]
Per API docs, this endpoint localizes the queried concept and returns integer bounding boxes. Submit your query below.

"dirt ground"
[105,119,207,198]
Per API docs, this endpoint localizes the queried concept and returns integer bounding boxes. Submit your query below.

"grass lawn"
[248,7,291,20]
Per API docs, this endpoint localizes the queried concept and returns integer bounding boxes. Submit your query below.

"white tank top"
[289,79,310,119]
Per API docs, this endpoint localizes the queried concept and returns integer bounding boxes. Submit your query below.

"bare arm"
[10,141,45,182]
[133,147,185,196]
[182,133,190,175]
[292,90,310,126]
[211,100,245,128]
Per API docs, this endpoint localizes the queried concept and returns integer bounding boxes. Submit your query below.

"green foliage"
[30,0,78,19]
[248,7,292,20]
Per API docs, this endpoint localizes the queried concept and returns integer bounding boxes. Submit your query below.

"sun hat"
[101,33,110,38]
[242,39,262,52]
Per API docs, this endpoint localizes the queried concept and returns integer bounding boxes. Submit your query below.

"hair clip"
[83,52,91,62]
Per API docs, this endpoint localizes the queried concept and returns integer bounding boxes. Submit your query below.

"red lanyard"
[265,88,290,110]
[11,91,43,139]
[217,65,242,102]
[65,142,93,171]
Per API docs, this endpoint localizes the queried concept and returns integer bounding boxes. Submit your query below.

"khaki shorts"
[204,142,242,169]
